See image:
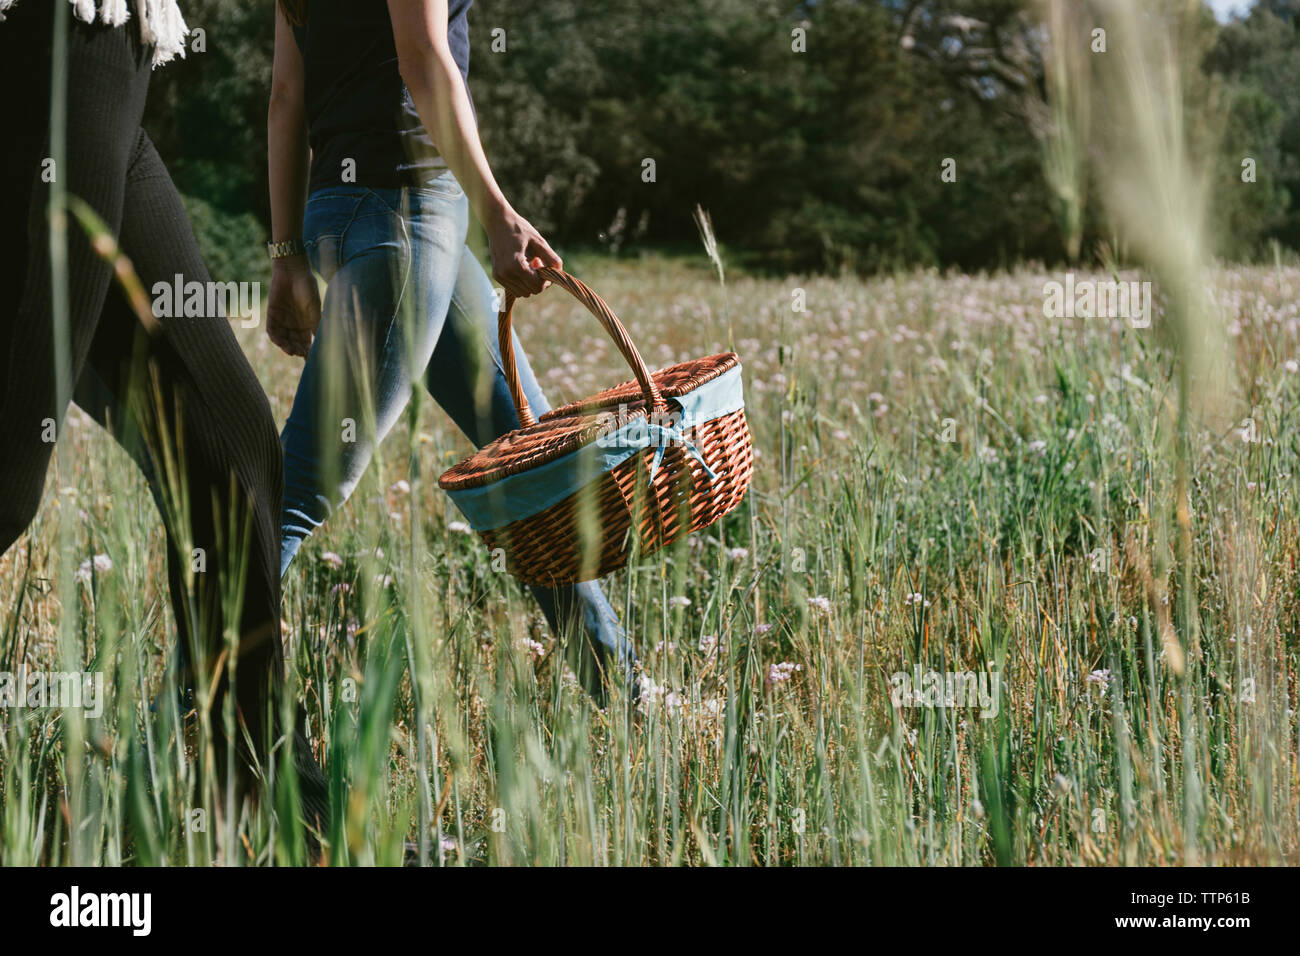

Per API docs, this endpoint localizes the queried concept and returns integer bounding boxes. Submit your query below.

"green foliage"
[1205,2,1300,252]
[143,0,274,216]
[179,193,270,285]
[137,0,1300,277]
[6,261,1299,865]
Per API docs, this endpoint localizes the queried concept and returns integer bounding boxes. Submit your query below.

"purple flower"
[766,661,801,686]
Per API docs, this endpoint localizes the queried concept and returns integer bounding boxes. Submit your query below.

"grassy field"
[1,256,1298,865]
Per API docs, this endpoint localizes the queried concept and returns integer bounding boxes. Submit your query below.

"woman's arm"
[265,2,320,357]
[268,2,309,256]
[387,0,560,298]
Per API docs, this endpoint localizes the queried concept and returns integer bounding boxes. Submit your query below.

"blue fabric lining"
[447,365,745,531]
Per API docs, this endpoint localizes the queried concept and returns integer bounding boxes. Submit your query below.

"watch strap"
[267,238,306,259]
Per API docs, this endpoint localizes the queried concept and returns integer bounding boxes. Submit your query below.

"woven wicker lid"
[438,353,740,492]
[539,352,740,421]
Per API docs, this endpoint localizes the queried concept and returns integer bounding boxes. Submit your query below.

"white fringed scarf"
[0,0,189,67]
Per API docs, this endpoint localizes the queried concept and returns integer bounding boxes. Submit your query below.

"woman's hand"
[485,205,562,299]
[266,256,321,358]
[388,2,560,298]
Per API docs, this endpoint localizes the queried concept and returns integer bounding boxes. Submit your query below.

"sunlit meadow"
[2,253,1298,865]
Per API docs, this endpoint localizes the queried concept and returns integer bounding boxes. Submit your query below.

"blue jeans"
[280,174,635,687]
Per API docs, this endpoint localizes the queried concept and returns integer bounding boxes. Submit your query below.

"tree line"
[138,0,1300,276]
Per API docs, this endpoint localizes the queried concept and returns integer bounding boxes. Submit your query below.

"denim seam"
[448,285,506,379]
[374,206,414,364]
[303,190,371,258]
[362,186,406,218]
[331,191,377,252]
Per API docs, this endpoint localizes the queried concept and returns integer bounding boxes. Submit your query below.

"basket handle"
[498,266,666,428]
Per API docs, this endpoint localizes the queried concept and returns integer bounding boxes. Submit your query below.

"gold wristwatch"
[267,238,305,259]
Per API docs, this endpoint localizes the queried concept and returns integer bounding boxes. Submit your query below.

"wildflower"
[698,634,719,655]
[321,551,344,569]
[806,595,832,616]
[903,592,931,608]
[669,595,692,609]
[375,574,394,588]
[75,553,113,584]
[390,479,411,495]
[516,636,546,659]
[1086,668,1111,692]
[726,546,750,561]
[1285,359,1298,374]
[637,675,666,709]
[754,623,774,636]
[766,661,801,686]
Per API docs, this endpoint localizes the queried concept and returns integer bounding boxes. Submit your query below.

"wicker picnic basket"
[437,267,754,587]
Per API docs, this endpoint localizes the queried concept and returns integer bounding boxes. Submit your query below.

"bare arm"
[268,3,309,255]
[387,0,559,297]
[265,4,320,357]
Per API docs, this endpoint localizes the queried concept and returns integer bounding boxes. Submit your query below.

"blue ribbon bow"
[643,421,719,482]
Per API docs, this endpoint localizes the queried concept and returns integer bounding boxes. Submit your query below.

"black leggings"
[0,4,326,827]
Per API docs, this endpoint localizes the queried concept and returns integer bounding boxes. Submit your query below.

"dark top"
[292,0,475,193]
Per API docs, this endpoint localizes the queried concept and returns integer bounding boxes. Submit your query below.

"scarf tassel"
[0,0,189,68]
